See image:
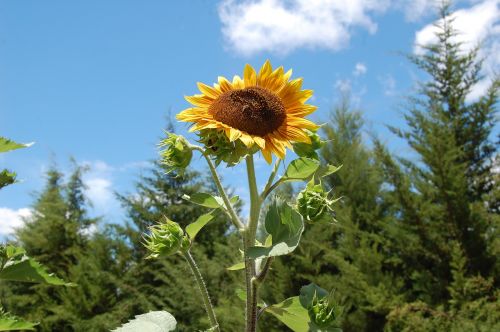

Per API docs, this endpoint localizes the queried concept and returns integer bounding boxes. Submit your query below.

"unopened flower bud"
[144,217,188,258]
[296,181,338,224]
[293,130,324,160]
[308,292,338,328]
[159,132,193,175]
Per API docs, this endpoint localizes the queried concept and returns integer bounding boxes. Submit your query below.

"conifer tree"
[378,2,499,330]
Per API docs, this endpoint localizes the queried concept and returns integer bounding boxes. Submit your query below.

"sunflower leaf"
[182,193,224,209]
[264,296,310,332]
[283,158,320,182]
[226,261,245,271]
[0,137,33,154]
[247,198,304,259]
[112,311,177,332]
[185,213,214,241]
[0,245,74,286]
[0,311,37,331]
[0,170,16,190]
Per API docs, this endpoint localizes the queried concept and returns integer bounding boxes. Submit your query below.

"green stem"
[261,159,281,200]
[261,178,284,201]
[183,251,220,332]
[245,154,261,332]
[192,146,245,231]
[255,257,274,284]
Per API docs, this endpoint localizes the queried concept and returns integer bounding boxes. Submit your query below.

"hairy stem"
[183,251,220,332]
[245,154,261,332]
[192,146,245,231]
[261,159,281,200]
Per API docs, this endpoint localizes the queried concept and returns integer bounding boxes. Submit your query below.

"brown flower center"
[209,86,286,136]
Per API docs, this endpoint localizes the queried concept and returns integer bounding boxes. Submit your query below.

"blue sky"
[1,0,498,235]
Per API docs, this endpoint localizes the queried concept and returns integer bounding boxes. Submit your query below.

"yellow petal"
[243,64,257,86]
[262,148,273,164]
[239,133,254,147]
[232,75,244,89]
[217,76,233,92]
[197,82,220,99]
[286,117,320,130]
[189,121,219,132]
[278,126,311,143]
[257,60,273,86]
[267,138,286,159]
[252,135,266,149]
[228,128,242,142]
[185,94,214,107]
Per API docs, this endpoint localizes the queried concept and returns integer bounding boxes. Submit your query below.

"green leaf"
[248,198,304,259]
[0,312,37,331]
[318,164,343,178]
[226,261,245,271]
[0,246,73,286]
[230,195,239,204]
[265,296,310,332]
[0,170,16,190]
[185,213,214,240]
[283,158,320,181]
[0,137,32,153]
[112,311,177,332]
[182,193,224,209]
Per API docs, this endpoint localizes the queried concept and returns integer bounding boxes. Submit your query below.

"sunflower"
[176,60,319,164]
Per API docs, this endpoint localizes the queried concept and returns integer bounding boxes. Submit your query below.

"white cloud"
[217,0,446,56]
[218,0,390,56]
[335,79,352,94]
[353,62,368,76]
[85,177,114,211]
[380,74,396,96]
[0,207,32,236]
[414,0,500,100]
[82,160,116,214]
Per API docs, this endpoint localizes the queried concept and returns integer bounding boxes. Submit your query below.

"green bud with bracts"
[292,129,324,160]
[144,217,189,258]
[159,132,193,175]
[308,291,339,328]
[198,129,258,167]
[296,179,339,224]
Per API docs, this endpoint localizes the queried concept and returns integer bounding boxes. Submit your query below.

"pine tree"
[2,164,129,331]
[378,2,499,330]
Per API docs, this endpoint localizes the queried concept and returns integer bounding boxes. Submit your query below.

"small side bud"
[296,180,338,224]
[292,129,324,160]
[159,132,193,175]
[144,217,189,258]
[308,291,340,328]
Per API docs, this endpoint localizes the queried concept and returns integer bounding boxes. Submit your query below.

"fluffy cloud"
[218,0,391,56]
[414,0,499,100]
[82,160,116,214]
[217,0,445,56]
[353,62,368,76]
[0,207,32,236]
